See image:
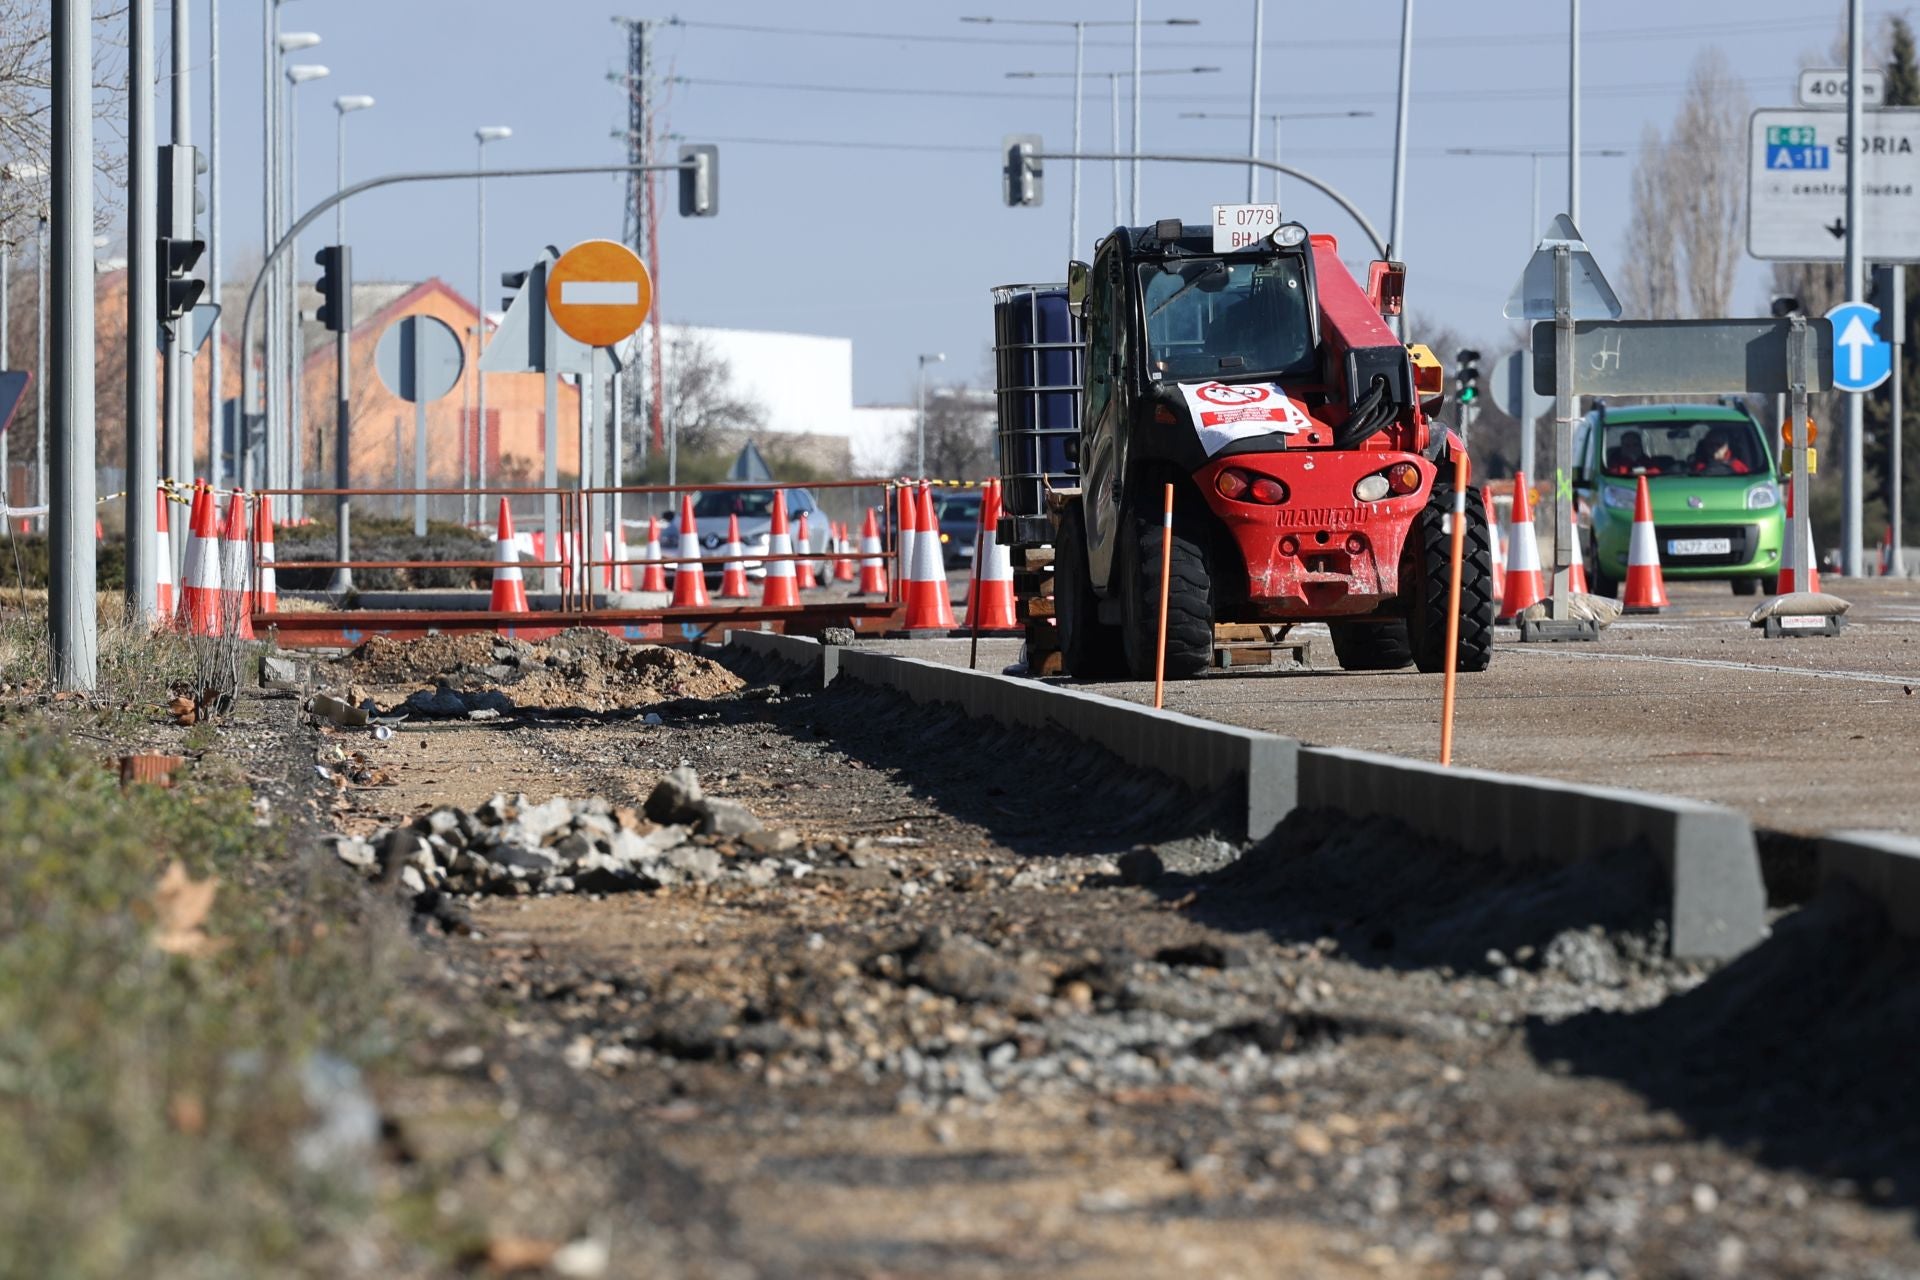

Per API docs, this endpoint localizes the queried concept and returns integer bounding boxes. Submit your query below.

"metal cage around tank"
[992,283,1084,547]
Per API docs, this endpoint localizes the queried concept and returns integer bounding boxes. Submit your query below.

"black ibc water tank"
[992,284,1084,544]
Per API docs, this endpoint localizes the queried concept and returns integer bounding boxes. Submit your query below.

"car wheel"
[1590,563,1620,600]
[1731,576,1761,596]
[1056,504,1126,680]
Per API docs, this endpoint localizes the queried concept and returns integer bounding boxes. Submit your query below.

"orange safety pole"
[1439,450,1470,765]
[1153,482,1173,710]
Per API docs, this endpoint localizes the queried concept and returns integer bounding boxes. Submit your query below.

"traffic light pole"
[125,0,157,623]
[164,0,190,526]
[236,158,702,509]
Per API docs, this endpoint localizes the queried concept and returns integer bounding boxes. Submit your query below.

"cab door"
[1079,246,1126,592]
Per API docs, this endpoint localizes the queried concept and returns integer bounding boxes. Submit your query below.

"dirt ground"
[295,636,1920,1279]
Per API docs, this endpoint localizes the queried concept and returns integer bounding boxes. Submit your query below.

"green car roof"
[1596,403,1754,422]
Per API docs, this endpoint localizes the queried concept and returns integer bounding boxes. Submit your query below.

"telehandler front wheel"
[1056,505,1127,680]
[1119,501,1215,681]
[1410,481,1496,674]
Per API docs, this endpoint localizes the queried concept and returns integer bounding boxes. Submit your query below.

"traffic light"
[678,144,718,217]
[314,245,352,333]
[1455,348,1481,405]
[158,143,205,240]
[1003,134,1043,208]
[157,237,205,322]
[500,268,528,313]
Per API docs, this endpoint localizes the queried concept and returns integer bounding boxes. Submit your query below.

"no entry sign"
[546,239,653,348]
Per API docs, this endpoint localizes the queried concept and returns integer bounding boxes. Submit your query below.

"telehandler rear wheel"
[1411,481,1496,673]
[1120,502,1215,681]
[1056,505,1127,680]
[1328,621,1414,671]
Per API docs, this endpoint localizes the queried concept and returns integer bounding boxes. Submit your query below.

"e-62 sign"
[1748,107,1920,262]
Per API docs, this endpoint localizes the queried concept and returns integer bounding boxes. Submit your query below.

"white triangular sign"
[1502,214,1623,321]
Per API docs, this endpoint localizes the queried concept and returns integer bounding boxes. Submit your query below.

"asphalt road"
[867,578,1920,838]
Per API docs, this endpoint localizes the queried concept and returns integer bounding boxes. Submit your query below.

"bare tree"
[636,330,767,458]
[1621,125,1682,319]
[897,384,994,479]
[0,0,130,244]
[1670,48,1749,317]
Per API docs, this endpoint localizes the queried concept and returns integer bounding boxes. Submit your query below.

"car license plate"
[1666,537,1731,556]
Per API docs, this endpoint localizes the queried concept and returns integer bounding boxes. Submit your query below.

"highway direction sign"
[1748,107,1920,262]
[1502,214,1622,321]
[546,239,652,348]
[1529,317,1835,396]
[1797,67,1885,108]
[1826,300,1892,392]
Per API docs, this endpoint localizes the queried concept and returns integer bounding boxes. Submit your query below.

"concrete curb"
[716,639,1767,959]
[1818,830,1920,937]
[1297,746,1768,960]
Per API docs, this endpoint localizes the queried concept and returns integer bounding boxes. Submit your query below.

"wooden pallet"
[1211,623,1311,670]
[1015,547,1061,676]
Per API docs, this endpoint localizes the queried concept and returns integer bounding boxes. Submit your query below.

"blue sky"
[167,1,1910,403]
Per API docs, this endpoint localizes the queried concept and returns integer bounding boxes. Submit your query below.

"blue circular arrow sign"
[1826,301,1892,393]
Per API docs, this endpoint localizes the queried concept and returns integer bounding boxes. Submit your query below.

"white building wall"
[849,405,914,476]
[649,324,853,439]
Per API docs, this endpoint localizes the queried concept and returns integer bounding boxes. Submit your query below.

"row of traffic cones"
[170,483,279,638]
[1497,471,1667,619]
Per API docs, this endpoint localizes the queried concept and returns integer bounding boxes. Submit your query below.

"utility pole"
[1244,0,1264,204]
[1130,0,1142,223]
[126,0,157,621]
[208,0,222,495]
[1388,0,1413,336]
[1892,268,1905,577]
[1844,0,1866,576]
[35,213,45,525]
[475,124,512,517]
[51,0,96,689]
[163,0,190,513]
[285,63,329,521]
[1568,0,1582,225]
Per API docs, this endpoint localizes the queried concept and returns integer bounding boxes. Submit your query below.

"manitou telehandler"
[992,213,1495,679]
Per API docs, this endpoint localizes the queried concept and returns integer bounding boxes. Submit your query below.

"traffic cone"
[718,514,751,599]
[795,512,818,590]
[490,499,529,613]
[600,530,634,591]
[176,483,223,636]
[154,487,175,619]
[1497,472,1543,621]
[1622,474,1670,613]
[639,515,667,592]
[762,489,800,607]
[1568,498,1590,594]
[833,520,856,582]
[1781,478,1820,594]
[857,507,888,596]
[252,494,278,615]
[1483,489,1505,611]
[218,493,255,640]
[965,479,1019,631]
[670,494,710,608]
[905,483,957,631]
[893,482,917,604]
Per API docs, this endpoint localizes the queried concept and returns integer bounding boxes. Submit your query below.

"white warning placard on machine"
[1178,381,1313,455]
[1212,203,1280,251]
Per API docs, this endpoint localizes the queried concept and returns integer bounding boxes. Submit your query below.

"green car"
[1572,402,1784,597]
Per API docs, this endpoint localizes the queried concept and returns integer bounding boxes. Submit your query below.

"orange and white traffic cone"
[490,499,529,613]
[857,508,889,596]
[177,483,223,636]
[1497,472,1543,621]
[639,516,667,592]
[762,490,800,607]
[613,528,634,591]
[154,487,175,619]
[1622,474,1670,613]
[833,520,856,582]
[905,483,957,631]
[1568,499,1590,594]
[1483,489,1505,612]
[718,514,751,599]
[252,495,278,615]
[893,483,916,604]
[795,512,818,591]
[218,493,255,640]
[1781,478,1819,594]
[966,479,1019,631]
[670,494,710,608]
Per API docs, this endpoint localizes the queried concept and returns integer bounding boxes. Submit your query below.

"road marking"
[1504,645,1920,687]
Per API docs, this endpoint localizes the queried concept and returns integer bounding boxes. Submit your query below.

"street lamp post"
[916,352,946,479]
[331,94,372,584]
[1009,66,1220,234]
[284,61,328,519]
[1181,110,1372,206]
[474,125,512,524]
[263,26,319,499]
[967,16,1196,257]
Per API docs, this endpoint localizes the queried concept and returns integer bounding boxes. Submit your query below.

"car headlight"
[1601,483,1636,510]
[1746,481,1780,510]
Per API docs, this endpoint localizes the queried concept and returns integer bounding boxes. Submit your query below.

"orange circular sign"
[1782,419,1819,445]
[546,239,653,348]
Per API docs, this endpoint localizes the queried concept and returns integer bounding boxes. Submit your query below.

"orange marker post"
[1440,450,1470,765]
[1153,483,1174,710]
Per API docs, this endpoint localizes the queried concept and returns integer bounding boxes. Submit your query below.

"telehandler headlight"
[1271,222,1308,248]
[1353,475,1391,502]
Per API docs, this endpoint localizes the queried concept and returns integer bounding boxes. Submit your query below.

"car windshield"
[1602,420,1767,479]
[692,488,806,519]
[938,493,982,521]
[1139,256,1314,382]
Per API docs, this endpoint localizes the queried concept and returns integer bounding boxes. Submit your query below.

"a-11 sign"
[1748,107,1920,262]
[1798,67,1885,108]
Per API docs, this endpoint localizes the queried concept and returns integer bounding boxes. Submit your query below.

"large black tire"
[1329,621,1414,671]
[1410,482,1496,674]
[1119,499,1215,681]
[1055,505,1127,680]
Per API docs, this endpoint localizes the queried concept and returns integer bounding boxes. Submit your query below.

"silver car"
[663,487,822,582]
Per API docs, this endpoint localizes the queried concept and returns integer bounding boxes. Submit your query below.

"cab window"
[1139,257,1315,383]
